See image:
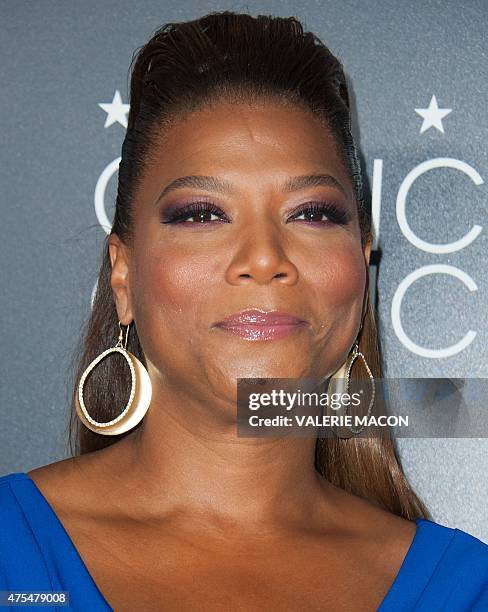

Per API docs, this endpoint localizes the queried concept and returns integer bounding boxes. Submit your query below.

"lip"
[213,309,308,341]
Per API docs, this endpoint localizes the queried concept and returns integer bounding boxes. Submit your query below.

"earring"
[75,321,152,436]
[327,340,375,437]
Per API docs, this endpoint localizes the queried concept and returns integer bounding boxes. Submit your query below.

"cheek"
[129,242,218,379]
[310,243,366,309]
[307,243,367,375]
[131,243,216,326]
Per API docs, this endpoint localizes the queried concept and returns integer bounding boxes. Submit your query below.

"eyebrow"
[155,173,347,203]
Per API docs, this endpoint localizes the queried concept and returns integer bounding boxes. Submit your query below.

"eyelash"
[161,200,350,226]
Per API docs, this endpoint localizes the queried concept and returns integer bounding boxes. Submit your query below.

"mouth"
[212,309,309,342]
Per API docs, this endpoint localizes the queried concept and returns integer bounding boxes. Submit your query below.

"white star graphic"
[98,90,130,128]
[414,95,452,134]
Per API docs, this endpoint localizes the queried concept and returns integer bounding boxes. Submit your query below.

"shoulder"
[412,519,488,608]
[0,471,33,508]
[0,467,72,525]
[323,482,488,602]
[25,443,140,520]
[27,458,79,499]
[321,479,419,547]
[377,518,488,610]
[0,471,54,588]
[315,479,420,582]
[0,471,28,489]
[0,456,98,528]
[419,518,488,568]
[0,472,33,539]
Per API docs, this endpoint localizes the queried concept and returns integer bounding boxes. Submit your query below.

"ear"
[363,235,372,267]
[108,233,133,325]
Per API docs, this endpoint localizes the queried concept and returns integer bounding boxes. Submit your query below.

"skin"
[28,100,417,611]
[110,99,370,522]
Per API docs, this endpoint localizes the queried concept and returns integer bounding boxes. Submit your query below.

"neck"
[108,379,333,530]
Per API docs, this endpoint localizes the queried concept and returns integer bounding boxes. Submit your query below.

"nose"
[225,223,299,286]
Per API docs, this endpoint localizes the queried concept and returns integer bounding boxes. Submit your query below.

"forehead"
[143,100,352,200]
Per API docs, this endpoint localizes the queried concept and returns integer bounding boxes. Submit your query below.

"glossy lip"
[213,309,308,341]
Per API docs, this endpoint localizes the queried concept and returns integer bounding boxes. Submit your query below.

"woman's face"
[110,100,370,407]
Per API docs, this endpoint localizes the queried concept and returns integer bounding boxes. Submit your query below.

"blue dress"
[0,471,487,611]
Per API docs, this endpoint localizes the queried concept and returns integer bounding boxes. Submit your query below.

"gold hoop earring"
[327,340,375,437]
[75,321,152,436]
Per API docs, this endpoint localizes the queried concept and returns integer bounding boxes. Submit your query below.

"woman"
[1,11,487,612]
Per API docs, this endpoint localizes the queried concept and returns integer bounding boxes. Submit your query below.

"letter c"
[391,264,477,358]
[94,157,121,234]
[396,158,483,253]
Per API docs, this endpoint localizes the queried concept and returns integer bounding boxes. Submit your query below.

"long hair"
[66,11,428,519]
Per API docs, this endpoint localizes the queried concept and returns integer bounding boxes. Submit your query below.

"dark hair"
[67,10,428,520]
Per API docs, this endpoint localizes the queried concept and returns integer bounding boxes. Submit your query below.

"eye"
[287,201,350,225]
[160,199,350,226]
[160,201,229,224]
